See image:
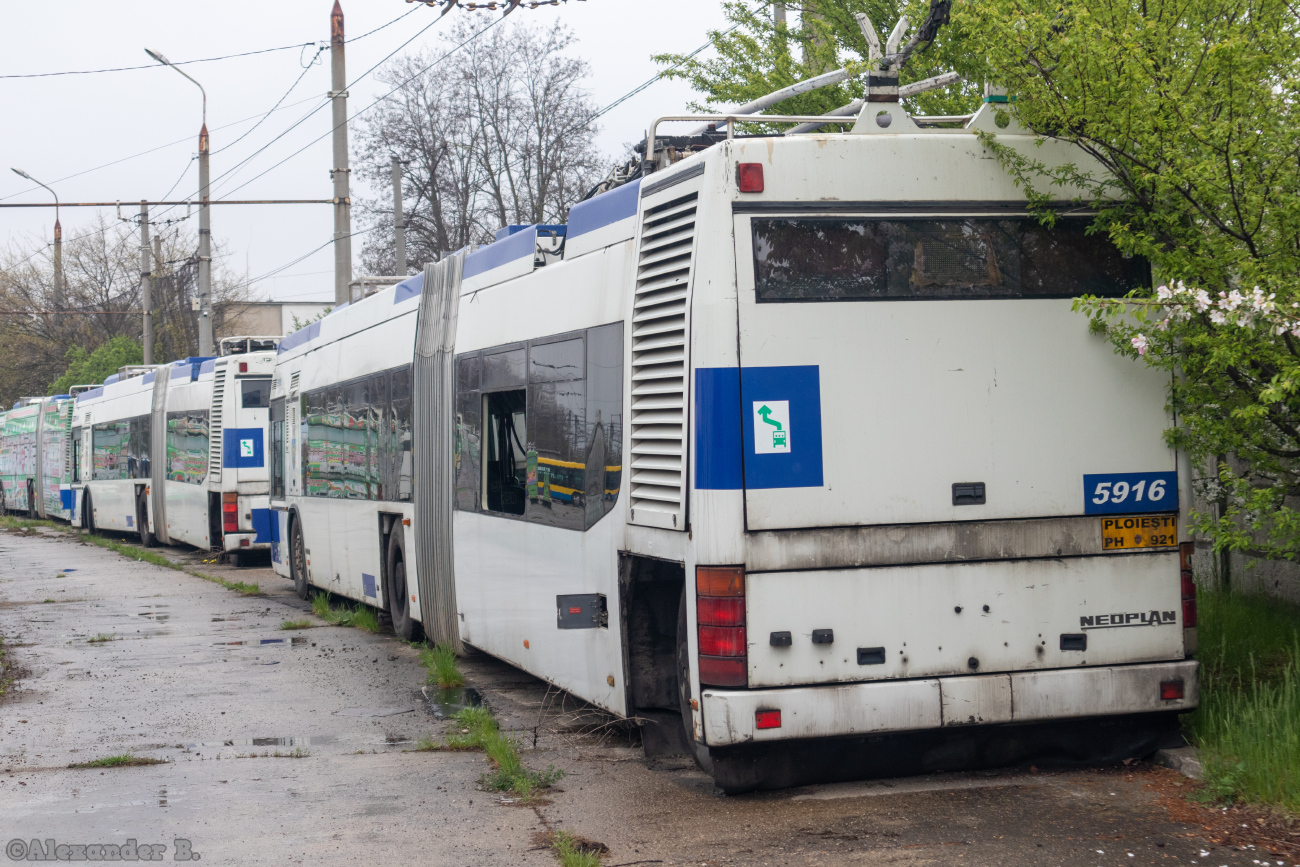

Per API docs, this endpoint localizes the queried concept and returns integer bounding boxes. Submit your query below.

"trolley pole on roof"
[140,201,153,365]
[392,156,407,276]
[330,1,353,306]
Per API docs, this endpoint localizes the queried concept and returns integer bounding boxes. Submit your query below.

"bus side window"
[584,322,624,528]
[391,366,413,502]
[528,337,586,531]
[270,398,285,499]
[454,355,482,512]
[71,427,82,483]
[483,390,528,516]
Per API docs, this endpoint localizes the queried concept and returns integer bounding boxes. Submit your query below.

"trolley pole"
[330,1,353,306]
[392,156,406,276]
[198,123,213,356]
[140,201,153,365]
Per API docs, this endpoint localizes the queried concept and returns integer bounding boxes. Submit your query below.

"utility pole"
[154,235,164,356]
[140,202,153,365]
[331,1,353,306]
[774,1,786,26]
[392,156,407,276]
[198,123,213,356]
[53,218,63,309]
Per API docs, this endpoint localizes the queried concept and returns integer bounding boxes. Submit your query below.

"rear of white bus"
[683,132,1197,789]
[209,352,276,562]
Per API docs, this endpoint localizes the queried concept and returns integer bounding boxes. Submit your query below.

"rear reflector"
[699,625,747,657]
[737,162,764,193]
[755,709,781,730]
[697,596,745,627]
[239,362,248,373]
[1160,679,1185,701]
[698,655,747,687]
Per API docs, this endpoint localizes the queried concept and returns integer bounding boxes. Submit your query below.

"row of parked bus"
[1,91,1199,793]
[0,337,279,567]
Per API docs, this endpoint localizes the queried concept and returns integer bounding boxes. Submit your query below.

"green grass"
[69,753,167,769]
[547,831,606,867]
[311,593,381,632]
[0,515,62,532]
[0,635,13,700]
[1185,588,1300,812]
[447,706,563,801]
[420,643,465,688]
[237,748,309,759]
[86,633,116,643]
[280,619,315,631]
[79,533,261,595]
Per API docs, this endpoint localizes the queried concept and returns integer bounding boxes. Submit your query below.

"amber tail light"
[222,491,239,535]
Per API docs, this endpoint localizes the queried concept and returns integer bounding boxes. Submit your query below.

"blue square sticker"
[740,366,823,490]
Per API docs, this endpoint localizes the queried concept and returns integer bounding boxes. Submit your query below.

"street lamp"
[11,167,63,308]
[146,47,212,356]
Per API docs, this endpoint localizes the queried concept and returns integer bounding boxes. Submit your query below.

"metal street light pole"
[392,156,406,276]
[11,167,63,308]
[146,48,213,356]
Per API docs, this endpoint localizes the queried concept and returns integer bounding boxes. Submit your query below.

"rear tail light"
[1179,541,1197,629]
[737,162,764,193]
[1160,679,1185,701]
[239,362,248,373]
[696,566,747,688]
[222,492,239,535]
[755,709,782,730]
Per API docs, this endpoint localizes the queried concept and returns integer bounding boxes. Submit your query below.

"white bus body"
[70,350,275,558]
[270,102,1197,791]
[0,396,74,520]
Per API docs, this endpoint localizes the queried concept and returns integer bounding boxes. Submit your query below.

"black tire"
[0,481,7,516]
[82,490,95,533]
[676,590,713,774]
[27,481,37,519]
[137,489,156,548]
[227,551,241,568]
[289,516,310,600]
[386,526,423,643]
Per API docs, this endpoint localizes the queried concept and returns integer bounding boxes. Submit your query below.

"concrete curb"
[1154,746,1203,780]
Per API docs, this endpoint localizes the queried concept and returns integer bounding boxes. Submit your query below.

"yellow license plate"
[1101,514,1179,550]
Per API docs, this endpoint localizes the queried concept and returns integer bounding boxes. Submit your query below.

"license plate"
[1101,514,1178,550]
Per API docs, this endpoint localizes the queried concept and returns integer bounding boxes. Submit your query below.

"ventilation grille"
[209,372,226,482]
[628,192,698,530]
[290,372,300,396]
[63,406,73,481]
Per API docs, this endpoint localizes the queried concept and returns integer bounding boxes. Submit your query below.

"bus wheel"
[676,591,714,775]
[27,481,37,519]
[83,491,95,534]
[137,489,155,548]
[289,517,310,600]
[386,528,423,643]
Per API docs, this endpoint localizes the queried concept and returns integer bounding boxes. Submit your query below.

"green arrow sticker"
[752,400,790,454]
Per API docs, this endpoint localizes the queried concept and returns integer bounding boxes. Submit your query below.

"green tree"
[653,0,981,124]
[948,0,1300,563]
[49,336,142,396]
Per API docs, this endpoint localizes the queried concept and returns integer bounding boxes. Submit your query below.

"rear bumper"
[700,660,1197,747]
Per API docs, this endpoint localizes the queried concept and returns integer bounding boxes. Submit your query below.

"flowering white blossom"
[1131,334,1149,356]
[1209,310,1228,325]
[1194,289,1212,312]
[1156,284,1173,301]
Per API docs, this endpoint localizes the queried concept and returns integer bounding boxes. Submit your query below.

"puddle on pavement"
[159,787,168,807]
[210,617,243,623]
[427,686,483,720]
[212,638,306,647]
[187,735,337,750]
[137,612,170,621]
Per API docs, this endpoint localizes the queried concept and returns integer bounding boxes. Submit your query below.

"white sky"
[0,1,735,303]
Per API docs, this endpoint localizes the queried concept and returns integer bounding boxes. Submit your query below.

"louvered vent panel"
[628,192,698,530]
[209,372,226,483]
[290,372,300,395]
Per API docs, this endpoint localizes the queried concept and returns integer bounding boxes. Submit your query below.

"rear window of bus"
[751,216,1149,302]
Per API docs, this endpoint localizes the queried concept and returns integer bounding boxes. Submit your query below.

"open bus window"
[483,390,528,516]
[752,216,1150,302]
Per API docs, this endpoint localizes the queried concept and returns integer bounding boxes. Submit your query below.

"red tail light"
[697,566,747,688]
[755,709,782,730]
[1179,541,1197,628]
[1160,679,1185,701]
[222,492,239,534]
[737,162,765,193]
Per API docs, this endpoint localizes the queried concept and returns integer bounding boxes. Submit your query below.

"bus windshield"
[752,215,1150,302]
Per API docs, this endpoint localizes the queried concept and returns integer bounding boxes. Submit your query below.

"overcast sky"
[0,1,736,303]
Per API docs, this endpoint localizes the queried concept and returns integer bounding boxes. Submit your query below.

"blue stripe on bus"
[77,387,104,403]
[60,489,75,510]
[200,359,216,374]
[393,272,424,304]
[741,365,824,490]
[252,508,273,543]
[463,225,536,280]
[278,320,321,354]
[694,367,744,490]
[222,428,265,468]
[142,370,156,385]
[567,179,642,239]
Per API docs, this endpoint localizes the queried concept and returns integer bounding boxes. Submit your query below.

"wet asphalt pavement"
[0,525,1285,865]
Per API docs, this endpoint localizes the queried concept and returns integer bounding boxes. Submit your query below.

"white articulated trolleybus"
[0,395,75,521]
[269,83,1198,792]
[70,339,277,563]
